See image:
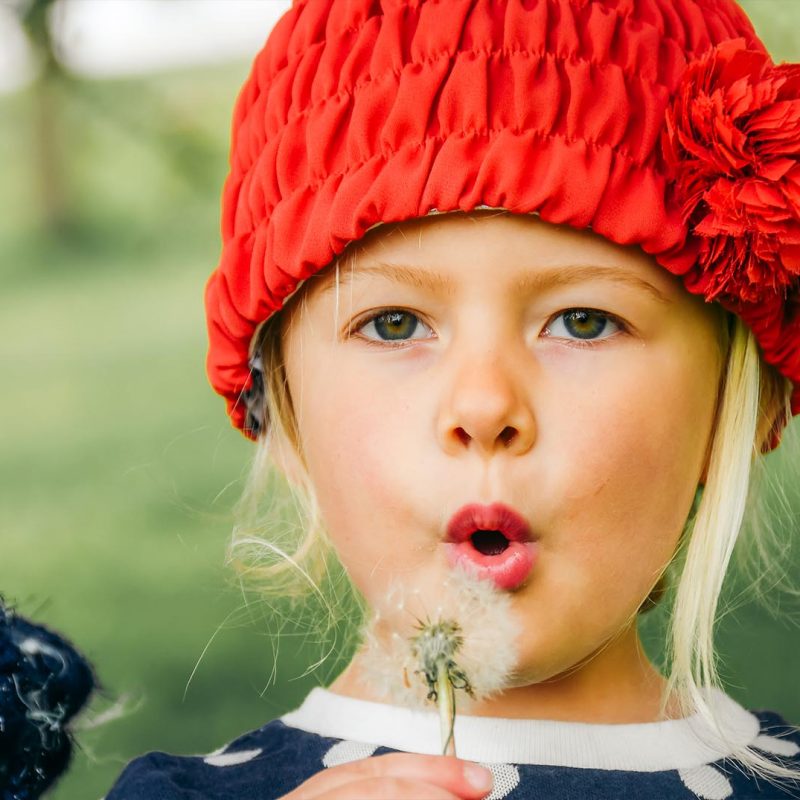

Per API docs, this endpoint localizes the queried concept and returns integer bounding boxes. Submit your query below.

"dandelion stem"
[436,658,456,756]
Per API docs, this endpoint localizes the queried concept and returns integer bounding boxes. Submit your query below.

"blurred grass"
[0,3,798,798]
[0,61,350,799]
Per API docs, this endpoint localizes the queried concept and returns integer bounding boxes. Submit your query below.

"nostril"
[499,426,516,446]
[453,427,517,447]
[454,427,470,446]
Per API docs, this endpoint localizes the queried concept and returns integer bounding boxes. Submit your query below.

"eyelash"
[348,307,628,349]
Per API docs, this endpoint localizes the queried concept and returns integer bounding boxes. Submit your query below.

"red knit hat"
[205,0,800,450]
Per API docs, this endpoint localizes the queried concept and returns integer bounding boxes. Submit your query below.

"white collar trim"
[280,686,761,771]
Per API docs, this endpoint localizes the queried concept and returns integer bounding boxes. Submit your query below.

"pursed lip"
[445,502,535,544]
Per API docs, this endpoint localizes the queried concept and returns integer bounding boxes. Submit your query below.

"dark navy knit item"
[0,600,95,800]
[106,710,800,800]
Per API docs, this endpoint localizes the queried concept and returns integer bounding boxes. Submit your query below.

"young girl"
[106,0,800,797]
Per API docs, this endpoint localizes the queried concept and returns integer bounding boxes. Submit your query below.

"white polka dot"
[678,764,733,799]
[203,748,262,767]
[752,733,800,758]
[480,763,520,800]
[322,740,379,767]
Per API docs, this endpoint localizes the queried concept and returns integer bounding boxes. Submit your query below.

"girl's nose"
[436,352,536,459]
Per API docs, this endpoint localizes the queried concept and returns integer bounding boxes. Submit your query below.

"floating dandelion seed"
[358,566,521,756]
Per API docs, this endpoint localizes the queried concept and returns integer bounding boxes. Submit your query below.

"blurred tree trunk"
[20,0,72,237]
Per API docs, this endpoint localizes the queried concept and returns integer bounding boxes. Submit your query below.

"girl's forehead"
[315,211,683,296]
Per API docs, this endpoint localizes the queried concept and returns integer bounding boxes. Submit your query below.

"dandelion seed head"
[410,619,464,674]
[356,565,522,711]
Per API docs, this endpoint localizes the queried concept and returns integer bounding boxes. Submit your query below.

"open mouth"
[470,529,510,556]
[444,502,538,590]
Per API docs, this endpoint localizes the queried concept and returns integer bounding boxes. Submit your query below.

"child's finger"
[303,776,463,800]
[282,751,494,800]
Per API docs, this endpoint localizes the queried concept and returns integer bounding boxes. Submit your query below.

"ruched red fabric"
[205,0,799,447]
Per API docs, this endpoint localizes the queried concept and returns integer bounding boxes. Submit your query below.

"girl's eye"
[350,308,625,346]
[542,309,624,346]
[351,309,433,346]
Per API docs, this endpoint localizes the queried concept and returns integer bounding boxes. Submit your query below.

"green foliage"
[0,61,338,800]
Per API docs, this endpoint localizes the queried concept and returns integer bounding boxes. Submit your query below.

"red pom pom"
[663,38,800,304]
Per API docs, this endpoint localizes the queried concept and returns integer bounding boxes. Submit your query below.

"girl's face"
[279,211,725,698]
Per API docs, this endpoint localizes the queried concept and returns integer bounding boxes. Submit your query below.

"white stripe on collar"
[280,686,761,771]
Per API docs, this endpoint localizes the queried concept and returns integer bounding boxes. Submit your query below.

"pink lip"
[443,502,538,591]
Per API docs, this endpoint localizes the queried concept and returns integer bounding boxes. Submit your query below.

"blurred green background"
[0,1,798,798]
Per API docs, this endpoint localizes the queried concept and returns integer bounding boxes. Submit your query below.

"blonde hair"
[648,312,800,787]
[228,256,800,789]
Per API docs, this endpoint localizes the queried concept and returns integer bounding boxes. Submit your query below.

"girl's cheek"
[544,391,684,572]
[302,396,409,520]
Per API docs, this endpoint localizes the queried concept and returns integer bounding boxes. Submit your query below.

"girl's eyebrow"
[320,261,671,305]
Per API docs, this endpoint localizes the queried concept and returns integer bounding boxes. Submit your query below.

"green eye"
[375,311,418,340]
[354,309,432,345]
[548,309,622,343]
